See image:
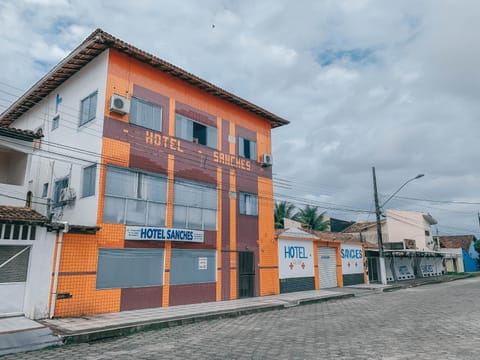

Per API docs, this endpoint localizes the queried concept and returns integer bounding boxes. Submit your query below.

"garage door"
[317,247,337,289]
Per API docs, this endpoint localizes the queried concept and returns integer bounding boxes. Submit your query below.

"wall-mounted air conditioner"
[109,95,130,115]
[60,187,76,203]
[261,153,273,167]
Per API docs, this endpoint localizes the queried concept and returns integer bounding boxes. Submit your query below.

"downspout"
[49,221,68,319]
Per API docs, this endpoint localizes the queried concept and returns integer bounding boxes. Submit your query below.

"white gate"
[0,223,35,316]
[317,247,337,289]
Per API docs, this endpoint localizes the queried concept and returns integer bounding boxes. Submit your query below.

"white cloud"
[0,0,479,236]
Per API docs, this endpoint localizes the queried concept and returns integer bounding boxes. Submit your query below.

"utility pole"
[372,167,387,285]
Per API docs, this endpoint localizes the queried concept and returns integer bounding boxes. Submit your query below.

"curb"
[58,293,354,345]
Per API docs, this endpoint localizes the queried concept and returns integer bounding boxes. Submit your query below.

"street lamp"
[372,167,424,285]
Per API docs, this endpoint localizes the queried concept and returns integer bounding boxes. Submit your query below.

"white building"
[0,127,56,319]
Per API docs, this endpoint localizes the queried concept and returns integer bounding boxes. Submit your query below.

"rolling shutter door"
[317,247,337,289]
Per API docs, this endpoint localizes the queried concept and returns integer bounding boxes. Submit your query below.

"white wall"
[22,227,56,319]
[13,51,109,226]
[385,210,433,250]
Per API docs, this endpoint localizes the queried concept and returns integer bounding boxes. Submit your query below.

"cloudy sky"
[1,0,479,237]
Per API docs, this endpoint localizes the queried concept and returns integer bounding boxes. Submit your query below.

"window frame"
[172,178,218,230]
[175,113,217,149]
[238,136,257,161]
[51,114,60,131]
[79,91,98,127]
[239,192,258,216]
[129,96,163,132]
[103,165,168,226]
[53,177,69,208]
[81,164,97,198]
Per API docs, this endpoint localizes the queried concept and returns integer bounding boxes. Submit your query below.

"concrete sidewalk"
[40,289,352,344]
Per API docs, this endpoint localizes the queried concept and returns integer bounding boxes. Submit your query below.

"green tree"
[294,205,329,231]
[274,201,296,229]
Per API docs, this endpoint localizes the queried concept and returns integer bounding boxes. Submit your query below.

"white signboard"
[125,226,204,243]
[278,239,314,279]
[198,257,208,270]
[341,244,364,275]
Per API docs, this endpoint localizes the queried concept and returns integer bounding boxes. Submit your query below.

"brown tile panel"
[169,282,216,306]
[237,215,259,250]
[133,84,170,134]
[237,214,260,297]
[222,119,230,153]
[124,240,166,249]
[235,124,257,145]
[171,231,216,249]
[120,286,163,311]
[176,101,217,128]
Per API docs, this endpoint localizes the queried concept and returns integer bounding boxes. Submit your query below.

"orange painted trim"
[362,245,368,284]
[162,241,171,307]
[166,154,175,227]
[168,98,175,137]
[229,169,237,300]
[313,244,319,289]
[336,245,343,288]
[162,154,175,307]
[47,232,59,317]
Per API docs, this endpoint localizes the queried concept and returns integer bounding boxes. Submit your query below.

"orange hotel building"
[0,29,289,317]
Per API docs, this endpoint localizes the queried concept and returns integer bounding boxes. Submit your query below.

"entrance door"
[238,251,255,298]
[0,245,31,316]
[367,256,379,283]
[317,247,338,289]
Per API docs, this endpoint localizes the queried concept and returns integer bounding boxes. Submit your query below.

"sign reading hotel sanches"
[125,226,204,243]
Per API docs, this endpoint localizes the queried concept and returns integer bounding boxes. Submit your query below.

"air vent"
[109,95,130,115]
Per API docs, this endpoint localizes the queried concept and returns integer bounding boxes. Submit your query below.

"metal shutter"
[317,247,337,289]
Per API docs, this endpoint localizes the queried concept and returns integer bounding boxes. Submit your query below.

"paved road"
[5,277,480,359]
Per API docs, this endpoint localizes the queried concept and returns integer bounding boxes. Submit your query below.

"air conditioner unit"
[261,153,273,167]
[109,95,130,115]
[60,187,76,203]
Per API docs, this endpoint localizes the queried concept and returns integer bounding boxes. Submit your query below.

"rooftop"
[0,29,289,129]
[438,235,477,252]
[0,206,48,224]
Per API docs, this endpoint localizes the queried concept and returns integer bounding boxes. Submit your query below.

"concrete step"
[0,327,62,356]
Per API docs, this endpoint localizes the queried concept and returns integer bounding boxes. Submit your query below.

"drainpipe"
[49,221,69,319]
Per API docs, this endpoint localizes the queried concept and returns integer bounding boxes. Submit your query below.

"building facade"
[0,29,288,318]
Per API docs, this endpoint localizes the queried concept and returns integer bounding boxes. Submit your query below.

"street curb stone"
[59,293,354,345]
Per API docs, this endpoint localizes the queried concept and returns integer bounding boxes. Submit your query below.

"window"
[425,230,430,236]
[175,114,217,149]
[53,177,69,207]
[42,183,48,198]
[239,137,257,160]
[82,165,96,198]
[170,250,216,285]
[130,97,162,131]
[79,91,98,126]
[239,192,258,216]
[96,248,164,289]
[173,179,217,230]
[103,166,167,226]
[52,115,60,131]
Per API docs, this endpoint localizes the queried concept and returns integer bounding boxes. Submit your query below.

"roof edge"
[0,28,289,129]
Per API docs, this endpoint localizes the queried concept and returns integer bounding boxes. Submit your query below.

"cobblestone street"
[4,277,480,360]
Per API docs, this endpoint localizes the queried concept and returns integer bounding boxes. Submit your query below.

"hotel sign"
[125,226,204,243]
